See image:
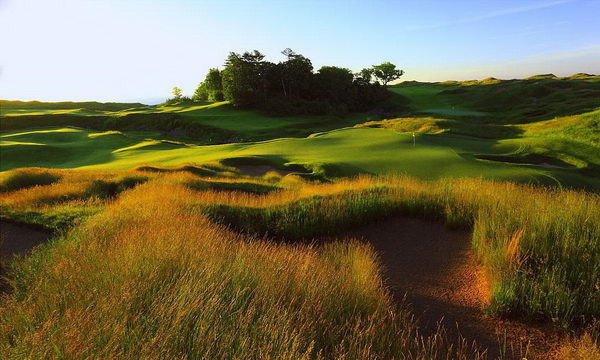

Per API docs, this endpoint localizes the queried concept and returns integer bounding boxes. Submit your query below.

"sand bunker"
[336,217,561,359]
[1,221,51,260]
[1,221,52,293]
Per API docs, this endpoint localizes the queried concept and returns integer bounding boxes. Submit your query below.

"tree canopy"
[372,62,404,87]
[193,68,223,102]
[190,49,403,116]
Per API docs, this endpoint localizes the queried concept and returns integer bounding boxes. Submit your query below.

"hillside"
[2,74,599,359]
[2,74,599,191]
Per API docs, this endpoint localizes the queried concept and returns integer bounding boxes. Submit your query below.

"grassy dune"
[391,74,600,122]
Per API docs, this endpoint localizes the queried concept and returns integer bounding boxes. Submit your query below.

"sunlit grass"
[0,167,598,357]
[0,176,485,359]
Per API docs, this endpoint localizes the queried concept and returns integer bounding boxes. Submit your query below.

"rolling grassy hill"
[3,125,599,190]
[391,73,600,122]
[1,74,599,191]
[1,100,375,143]
[2,75,599,358]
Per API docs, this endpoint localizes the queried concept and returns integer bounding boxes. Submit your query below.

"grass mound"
[195,176,599,326]
[0,168,61,192]
[135,164,219,177]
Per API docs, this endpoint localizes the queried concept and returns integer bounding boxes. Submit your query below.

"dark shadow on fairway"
[221,156,311,177]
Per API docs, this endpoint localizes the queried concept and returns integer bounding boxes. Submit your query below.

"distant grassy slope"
[388,85,488,117]
[0,100,148,116]
[391,73,600,123]
[1,100,377,142]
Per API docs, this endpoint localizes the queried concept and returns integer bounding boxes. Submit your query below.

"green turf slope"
[390,74,600,122]
[1,100,374,142]
[389,85,487,117]
[3,126,598,190]
[2,75,598,190]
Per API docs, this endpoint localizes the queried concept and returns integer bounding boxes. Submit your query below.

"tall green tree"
[222,50,268,107]
[205,68,224,101]
[192,82,208,101]
[314,66,354,104]
[354,68,374,85]
[279,48,313,98]
[372,62,404,87]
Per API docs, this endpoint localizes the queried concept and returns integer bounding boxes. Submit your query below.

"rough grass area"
[3,170,599,315]
[1,168,598,357]
[558,327,600,360]
[193,176,599,326]
[0,167,280,232]
[0,175,485,359]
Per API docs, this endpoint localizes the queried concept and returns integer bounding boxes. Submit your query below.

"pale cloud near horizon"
[406,44,600,82]
[401,0,574,32]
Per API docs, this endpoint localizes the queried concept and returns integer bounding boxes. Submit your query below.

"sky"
[1,0,599,103]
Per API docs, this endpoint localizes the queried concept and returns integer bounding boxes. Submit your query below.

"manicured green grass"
[2,125,599,190]
[389,85,488,117]
[1,100,375,142]
[2,74,598,192]
[0,127,162,170]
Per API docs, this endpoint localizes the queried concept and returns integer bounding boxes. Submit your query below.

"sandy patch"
[336,217,563,359]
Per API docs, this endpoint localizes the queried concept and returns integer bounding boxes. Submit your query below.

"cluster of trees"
[173,49,404,116]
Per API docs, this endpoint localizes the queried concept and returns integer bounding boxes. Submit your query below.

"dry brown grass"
[0,167,598,358]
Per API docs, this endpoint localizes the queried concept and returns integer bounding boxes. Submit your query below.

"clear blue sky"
[1,0,599,103]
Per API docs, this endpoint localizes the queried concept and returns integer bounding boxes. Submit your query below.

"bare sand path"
[337,217,562,359]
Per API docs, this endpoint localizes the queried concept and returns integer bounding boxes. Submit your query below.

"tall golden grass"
[1,179,485,359]
[1,166,598,357]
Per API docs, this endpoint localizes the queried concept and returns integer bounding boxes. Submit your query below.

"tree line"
[170,49,404,116]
